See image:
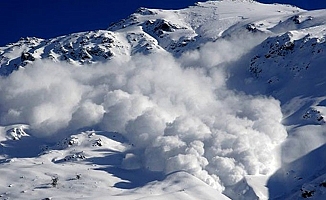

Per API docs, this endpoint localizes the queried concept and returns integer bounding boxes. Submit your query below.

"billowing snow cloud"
[0,37,287,190]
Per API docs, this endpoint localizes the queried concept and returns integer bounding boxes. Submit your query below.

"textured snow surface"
[1,0,326,199]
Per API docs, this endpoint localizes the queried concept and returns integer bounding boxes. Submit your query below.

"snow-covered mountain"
[1,0,326,199]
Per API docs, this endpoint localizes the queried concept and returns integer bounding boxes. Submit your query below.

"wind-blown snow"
[2,0,326,199]
[0,37,287,191]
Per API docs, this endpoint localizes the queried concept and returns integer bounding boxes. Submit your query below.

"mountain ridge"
[1,1,326,199]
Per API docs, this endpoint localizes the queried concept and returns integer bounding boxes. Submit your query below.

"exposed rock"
[21,52,35,62]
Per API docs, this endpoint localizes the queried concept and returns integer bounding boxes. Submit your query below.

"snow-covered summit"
[1,1,326,199]
[0,0,305,74]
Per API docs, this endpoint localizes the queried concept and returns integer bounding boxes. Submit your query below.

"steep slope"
[228,8,326,162]
[268,144,326,199]
[1,0,326,199]
[0,0,302,74]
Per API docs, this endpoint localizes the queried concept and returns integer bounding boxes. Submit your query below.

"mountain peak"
[1,1,326,199]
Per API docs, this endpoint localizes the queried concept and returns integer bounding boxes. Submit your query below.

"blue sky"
[1,0,325,46]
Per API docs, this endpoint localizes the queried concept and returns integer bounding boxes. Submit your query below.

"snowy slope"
[1,0,326,199]
[0,0,302,73]
[0,126,230,200]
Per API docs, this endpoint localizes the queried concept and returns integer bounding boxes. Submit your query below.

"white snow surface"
[1,0,326,199]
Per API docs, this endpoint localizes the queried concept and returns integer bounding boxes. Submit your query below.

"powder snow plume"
[0,37,287,191]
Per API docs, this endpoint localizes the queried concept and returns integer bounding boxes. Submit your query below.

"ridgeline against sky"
[1,0,325,46]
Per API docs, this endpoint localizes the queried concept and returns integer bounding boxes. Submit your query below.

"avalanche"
[1,0,326,199]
